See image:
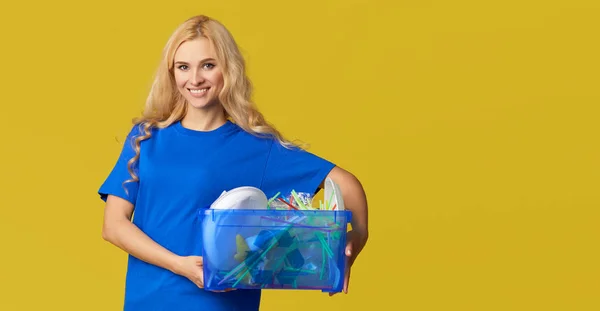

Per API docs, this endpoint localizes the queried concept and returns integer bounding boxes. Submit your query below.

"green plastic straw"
[326,191,334,210]
[267,192,280,209]
[291,190,307,210]
[273,255,287,270]
[284,268,316,274]
[232,238,279,288]
[315,232,334,258]
[219,260,250,284]
[231,222,299,288]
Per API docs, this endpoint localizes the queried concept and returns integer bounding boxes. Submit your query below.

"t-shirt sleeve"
[98,125,141,205]
[260,140,336,198]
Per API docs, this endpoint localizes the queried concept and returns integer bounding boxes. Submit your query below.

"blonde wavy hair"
[124,15,299,186]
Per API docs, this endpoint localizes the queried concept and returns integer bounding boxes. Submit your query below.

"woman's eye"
[178,65,188,70]
[203,63,215,70]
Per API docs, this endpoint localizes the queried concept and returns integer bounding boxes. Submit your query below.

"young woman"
[99,15,369,311]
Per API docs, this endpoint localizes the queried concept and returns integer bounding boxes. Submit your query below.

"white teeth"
[190,88,208,93]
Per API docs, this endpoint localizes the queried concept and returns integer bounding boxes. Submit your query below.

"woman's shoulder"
[233,125,279,148]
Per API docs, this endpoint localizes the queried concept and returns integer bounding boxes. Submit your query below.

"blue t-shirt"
[98,120,335,311]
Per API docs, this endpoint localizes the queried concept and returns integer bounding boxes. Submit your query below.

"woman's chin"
[187,98,219,110]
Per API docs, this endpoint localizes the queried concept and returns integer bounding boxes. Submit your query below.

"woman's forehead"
[174,38,216,62]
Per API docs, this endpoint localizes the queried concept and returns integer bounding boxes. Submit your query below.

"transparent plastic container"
[198,208,352,292]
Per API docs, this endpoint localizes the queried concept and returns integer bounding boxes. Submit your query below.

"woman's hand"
[330,229,369,296]
[173,256,236,292]
[174,256,206,288]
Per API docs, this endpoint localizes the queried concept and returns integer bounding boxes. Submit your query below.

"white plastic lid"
[210,186,269,210]
[203,186,269,271]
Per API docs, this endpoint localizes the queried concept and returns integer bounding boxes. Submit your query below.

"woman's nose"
[190,70,205,85]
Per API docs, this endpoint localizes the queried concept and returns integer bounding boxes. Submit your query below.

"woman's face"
[173,37,224,110]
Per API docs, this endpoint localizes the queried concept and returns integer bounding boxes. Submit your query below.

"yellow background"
[0,0,598,310]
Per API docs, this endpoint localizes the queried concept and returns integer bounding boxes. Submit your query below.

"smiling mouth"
[188,87,210,97]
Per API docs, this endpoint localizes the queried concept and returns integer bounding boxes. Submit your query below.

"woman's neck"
[181,104,227,131]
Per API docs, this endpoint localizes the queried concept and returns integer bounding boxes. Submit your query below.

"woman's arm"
[325,166,369,294]
[102,195,182,272]
[326,166,369,249]
[102,195,204,287]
